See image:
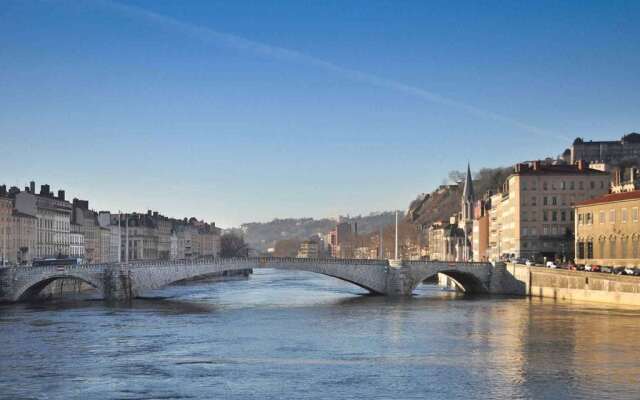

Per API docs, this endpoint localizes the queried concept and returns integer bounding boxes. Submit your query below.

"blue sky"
[1,0,639,227]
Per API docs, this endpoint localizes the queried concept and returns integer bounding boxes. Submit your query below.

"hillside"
[238,212,402,252]
[406,166,512,227]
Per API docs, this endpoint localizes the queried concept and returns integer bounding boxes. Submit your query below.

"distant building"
[70,223,85,261]
[570,133,640,164]
[428,218,465,261]
[0,192,37,265]
[297,241,319,258]
[472,197,491,262]
[575,191,640,267]
[14,182,72,259]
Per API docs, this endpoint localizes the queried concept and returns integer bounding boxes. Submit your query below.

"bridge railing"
[0,257,491,274]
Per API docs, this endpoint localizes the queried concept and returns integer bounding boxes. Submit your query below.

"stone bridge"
[0,257,496,302]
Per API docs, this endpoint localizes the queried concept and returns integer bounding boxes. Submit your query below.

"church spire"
[462,163,474,202]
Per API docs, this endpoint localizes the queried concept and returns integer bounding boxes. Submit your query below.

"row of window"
[577,238,640,259]
[522,180,607,191]
[522,209,574,222]
[578,208,640,225]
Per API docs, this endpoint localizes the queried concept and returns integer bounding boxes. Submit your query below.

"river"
[1,269,639,400]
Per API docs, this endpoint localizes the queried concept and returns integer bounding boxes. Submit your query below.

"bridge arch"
[128,258,390,297]
[416,270,488,294]
[12,274,103,302]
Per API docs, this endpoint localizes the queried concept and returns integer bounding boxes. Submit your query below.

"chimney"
[153,211,159,217]
[0,185,6,196]
[57,190,65,201]
[40,184,50,196]
[30,181,35,194]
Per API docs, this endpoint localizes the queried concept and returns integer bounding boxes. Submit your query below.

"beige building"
[575,191,640,267]
[297,241,319,258]
[488,161,610,261]
[0,195,37,266]
[15,183,72,259]
[472,198,491,262]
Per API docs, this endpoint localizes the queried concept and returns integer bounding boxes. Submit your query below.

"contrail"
[91,0,568,141]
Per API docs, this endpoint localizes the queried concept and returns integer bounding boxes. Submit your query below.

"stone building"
[575,191,640,268]
[488,161,610,261]
[69,223,85,261]
[71,199,103,263]
[0,193,37,266]
[14,182,72,259]
[98,211,121,263]
[570,133,640,164]
[122,213,159,261]
[428,218,465,261]
[472,197,491,262]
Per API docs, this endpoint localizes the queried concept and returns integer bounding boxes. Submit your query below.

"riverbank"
[497,263,640,307]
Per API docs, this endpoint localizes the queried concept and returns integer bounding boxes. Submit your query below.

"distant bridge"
[0,257,495,302]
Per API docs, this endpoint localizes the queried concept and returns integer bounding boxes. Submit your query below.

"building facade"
[571,133,640,164]
[575,191,640,267]
[488,161,610,261]
[14,183,72,259]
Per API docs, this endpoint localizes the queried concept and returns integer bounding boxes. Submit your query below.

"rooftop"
[576,191,640,207]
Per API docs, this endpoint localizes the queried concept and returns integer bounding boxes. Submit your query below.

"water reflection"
[1,269,639,400]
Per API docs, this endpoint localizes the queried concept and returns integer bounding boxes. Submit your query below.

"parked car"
[546,261,558,269]
[591,265,602,272]
[575,264,585,271]
[613,266,626,275]
[624,267,637,275]
[601,266,613,274]
[525,259,534,266]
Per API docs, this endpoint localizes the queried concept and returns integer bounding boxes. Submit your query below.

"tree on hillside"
[220,232,249,258]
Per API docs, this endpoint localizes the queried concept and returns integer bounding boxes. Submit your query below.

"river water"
[1,269,639,400]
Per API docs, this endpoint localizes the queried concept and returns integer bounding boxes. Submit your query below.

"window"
[561,211,566,222]
[522,211,528,221]
[522,227,528,236]
[578,242,585,259]
[522,181,527,191]
[579,181,584,190]
[532,196,537,206]
[544,211,549,222]
[610,209,616,224]
[561,181,566,190]
[543,197,548,206]
[543,182,548,191]
[599,211,606,224]
[587,241,594,259]
[633,238,639,258]
[578,213,583,224]
[622,208,628,223]
[570,181,575,190]
[622,238,628,258]
[633,208,639,223]
[590,181,595,189]
[552,196,557,206]
[552,211,558,222]
[610,239,616,258]
[532,211,537,221]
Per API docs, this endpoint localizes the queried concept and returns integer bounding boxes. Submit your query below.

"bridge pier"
[385,260,414,296]
[102,267,136,302]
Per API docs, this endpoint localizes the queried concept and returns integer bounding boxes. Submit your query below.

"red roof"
[576,191,640,207]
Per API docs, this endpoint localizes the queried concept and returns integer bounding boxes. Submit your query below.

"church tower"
[460,164,475,261]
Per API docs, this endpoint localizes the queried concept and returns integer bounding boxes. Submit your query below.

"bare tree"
[220,232,249,258]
